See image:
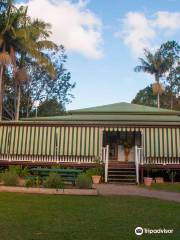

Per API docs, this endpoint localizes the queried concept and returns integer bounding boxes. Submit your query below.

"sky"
[19,0,180,110]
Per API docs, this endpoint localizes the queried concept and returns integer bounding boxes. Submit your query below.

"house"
[0,102,179,183]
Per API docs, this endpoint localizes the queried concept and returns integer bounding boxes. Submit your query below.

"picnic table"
[29,168,83,185]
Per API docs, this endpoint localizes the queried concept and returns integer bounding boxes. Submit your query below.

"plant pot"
[92,176,101,184]
[155,177,164,184]
[144,177,153,186]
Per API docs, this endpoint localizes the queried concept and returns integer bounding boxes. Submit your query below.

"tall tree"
[160,41,180,109]
[134,49,170,108]
[0,0,57,120]
[21,45,75,118]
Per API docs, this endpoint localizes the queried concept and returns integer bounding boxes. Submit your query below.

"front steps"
[108,163,136,184]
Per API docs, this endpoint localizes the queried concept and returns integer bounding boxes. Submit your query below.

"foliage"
[166,170,177,183]
[0,1,74,120]
[36,97,65,117]
[86,168,100,177]
[25,177,42,188]
[93,157,104,176]
[76,173,92,189]
[132,84,180,111]
[43,173,64,189]
[134,41,179,108]
[134,49,170,80]
[8,46,74,119]
[160,41,180,109]
[8,165,29,177]
[1,170,18,186]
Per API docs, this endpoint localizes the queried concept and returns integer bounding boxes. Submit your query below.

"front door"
[109,143,118,160]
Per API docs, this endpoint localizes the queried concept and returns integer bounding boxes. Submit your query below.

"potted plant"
[144,165,153,186]
[86,157,103,184]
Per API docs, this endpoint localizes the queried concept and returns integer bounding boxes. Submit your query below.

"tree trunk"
[170,92,173,110]
[155,74,160,109]
[0,65,4,121]
[157,93,160,109]
[15,83,21,121]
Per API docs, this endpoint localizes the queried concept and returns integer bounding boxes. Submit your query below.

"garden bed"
[0,186,98,195]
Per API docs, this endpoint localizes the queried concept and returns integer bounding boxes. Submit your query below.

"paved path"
[95,184,180,203]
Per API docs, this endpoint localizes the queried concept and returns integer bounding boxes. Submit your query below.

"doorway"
[103,130,141,162]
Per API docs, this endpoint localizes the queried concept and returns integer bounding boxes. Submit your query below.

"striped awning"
[144,128,180,158]
[0,125,102,157]
[0,125,179,158]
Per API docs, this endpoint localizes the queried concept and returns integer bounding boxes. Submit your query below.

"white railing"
[0,154,96,164]
[135,146,143,184]
[140,157,180,165]
[102,145,109,183]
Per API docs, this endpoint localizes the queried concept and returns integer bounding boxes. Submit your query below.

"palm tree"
[134,49,170,108]
[0,1,57,120]
[0,52,11,120]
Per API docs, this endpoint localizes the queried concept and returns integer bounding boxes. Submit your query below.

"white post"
[105,145,109,183]
[141,130,144,165]
[135,145,139,184]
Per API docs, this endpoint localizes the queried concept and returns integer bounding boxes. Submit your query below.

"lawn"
[140,183,180,193]
[0,193,179,240]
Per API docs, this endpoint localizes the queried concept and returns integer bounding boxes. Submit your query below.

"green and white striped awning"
[144,128,180,158]
[0,125,102,157]
[0,125,179,158]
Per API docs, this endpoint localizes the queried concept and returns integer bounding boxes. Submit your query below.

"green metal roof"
[21,102,180,125]
[70,102,179,115]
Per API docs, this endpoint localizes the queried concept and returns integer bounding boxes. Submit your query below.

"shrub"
[25,177,42,188]
[9,165,29,177]
[76,173,92,189]
[43,173,64,189]
[86,168,101,177]
[1,171,18,186]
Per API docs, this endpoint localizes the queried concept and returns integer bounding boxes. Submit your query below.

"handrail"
[135,145,139,184]
[104,145,109,183]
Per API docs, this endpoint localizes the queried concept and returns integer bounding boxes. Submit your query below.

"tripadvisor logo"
[135,227,143,236]
[135,226,174,236]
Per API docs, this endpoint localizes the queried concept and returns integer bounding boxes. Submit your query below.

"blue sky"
[20,0,180,110]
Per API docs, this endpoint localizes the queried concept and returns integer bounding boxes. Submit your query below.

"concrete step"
[108,169,135,172]
[108,174,136,177]
[108,178,136,182]
[108,181,136,185]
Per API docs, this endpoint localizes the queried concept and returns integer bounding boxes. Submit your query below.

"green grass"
[140,183,180,193]
[0,193,179,240]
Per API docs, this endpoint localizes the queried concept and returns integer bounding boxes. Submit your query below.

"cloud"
[155,11,180,31]
[19,0,103,59]
[116,11,180,56]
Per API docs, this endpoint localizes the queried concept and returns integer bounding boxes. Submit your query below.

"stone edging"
[0,186,98,196]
